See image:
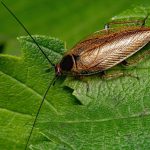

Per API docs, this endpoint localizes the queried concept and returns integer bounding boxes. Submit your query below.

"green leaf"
[0,35,77,149]
[1,6,150,150]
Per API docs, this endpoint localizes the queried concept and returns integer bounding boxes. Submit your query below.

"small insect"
[1,1,150,150]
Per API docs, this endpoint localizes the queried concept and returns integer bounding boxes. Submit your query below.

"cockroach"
[1,1,150,150]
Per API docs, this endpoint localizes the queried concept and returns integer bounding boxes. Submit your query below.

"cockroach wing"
[73,28,150,74]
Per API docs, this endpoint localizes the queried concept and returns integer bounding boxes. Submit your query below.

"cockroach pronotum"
[1,1,150,150]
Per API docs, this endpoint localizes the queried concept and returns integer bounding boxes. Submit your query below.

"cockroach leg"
[105,19,145,30]
[141,13,149,27]
[105,14,149,30]
[104,19,143,34]
[100,71,139,80]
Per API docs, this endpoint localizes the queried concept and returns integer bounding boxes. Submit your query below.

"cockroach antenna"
[1,1,55,67]
[24,75,58,150]
[1,1,57,149]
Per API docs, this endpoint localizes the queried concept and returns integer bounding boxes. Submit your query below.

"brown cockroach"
[1,1,150,150]
[56,25,150,76]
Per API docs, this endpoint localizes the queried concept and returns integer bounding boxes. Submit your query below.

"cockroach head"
[55,55,74,76]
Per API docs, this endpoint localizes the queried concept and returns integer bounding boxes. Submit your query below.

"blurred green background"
[0,0,149,55]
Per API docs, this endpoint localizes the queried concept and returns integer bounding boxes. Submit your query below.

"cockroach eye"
[60,55,74,71]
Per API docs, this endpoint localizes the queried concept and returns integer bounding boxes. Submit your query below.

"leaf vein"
[0,71,58,114]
